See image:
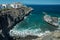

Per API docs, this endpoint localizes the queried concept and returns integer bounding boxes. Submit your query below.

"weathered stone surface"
[44,14,58,27]
[0,6,33,40]
[31,31,60,40]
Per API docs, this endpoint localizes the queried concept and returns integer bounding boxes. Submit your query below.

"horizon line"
[0,2,60,5]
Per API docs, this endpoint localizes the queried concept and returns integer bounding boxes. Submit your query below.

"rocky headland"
[0,3,60,40]
[0,3,33,40]
[43,12,59,27]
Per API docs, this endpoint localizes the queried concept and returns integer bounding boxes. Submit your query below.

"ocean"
[9,5,60,37]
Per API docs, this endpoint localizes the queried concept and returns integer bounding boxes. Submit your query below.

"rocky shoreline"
[11,30,60,40]
[9,12,60,40]
[43,13,59,27]
[0,3,33,40]
[0,3,60,40]
[30,30,60,40]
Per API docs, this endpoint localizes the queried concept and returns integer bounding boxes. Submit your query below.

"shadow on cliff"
[0,14,13,40]
[0,9,29,40]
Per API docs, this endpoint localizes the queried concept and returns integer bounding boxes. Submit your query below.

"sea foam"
[9,28,51,37]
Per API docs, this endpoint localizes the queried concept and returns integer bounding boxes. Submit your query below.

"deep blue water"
[27,5,60,17]
[10,5,60,37]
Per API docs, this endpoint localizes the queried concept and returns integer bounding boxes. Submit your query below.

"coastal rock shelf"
[43,14,60,27]
[31,30,60,40]
[0,3,33,40]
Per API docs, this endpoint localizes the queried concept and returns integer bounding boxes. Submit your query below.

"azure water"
[9,5,60,37]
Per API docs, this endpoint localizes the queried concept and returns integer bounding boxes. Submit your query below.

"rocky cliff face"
[0,6,33,40]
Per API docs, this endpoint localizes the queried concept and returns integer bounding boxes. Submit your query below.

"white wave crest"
[9,28,51,37]
[24,16,28,19]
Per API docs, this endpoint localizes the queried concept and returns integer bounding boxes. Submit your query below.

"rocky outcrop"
[31,30,60,40]
[0,6,33,40]
[43,14,59,27]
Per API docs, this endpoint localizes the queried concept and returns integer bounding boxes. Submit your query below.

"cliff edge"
[0,4,33,40]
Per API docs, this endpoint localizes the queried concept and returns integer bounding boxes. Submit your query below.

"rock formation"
[43,14,58,27]
[0,5,33,40]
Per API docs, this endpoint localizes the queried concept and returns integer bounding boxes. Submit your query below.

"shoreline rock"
[43,13,59,27]
[0,3,33,40]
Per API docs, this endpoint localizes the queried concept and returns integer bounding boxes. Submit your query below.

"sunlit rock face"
[0,3,33,40]
[44,14,58,27]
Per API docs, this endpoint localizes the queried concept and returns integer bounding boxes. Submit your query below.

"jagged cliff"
[0,6,33,40]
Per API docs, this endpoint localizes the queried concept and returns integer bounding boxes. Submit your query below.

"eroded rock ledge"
[0,5,33,40]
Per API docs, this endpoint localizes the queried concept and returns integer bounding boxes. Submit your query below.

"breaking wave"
[9,28,51,37]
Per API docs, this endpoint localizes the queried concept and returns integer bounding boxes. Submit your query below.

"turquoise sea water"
[10,5,60,37]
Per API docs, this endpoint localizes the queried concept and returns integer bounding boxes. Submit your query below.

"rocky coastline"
[0,4,33,40]
[43,13,59,27]
[0,3,60,40]
[9,12,60,40]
